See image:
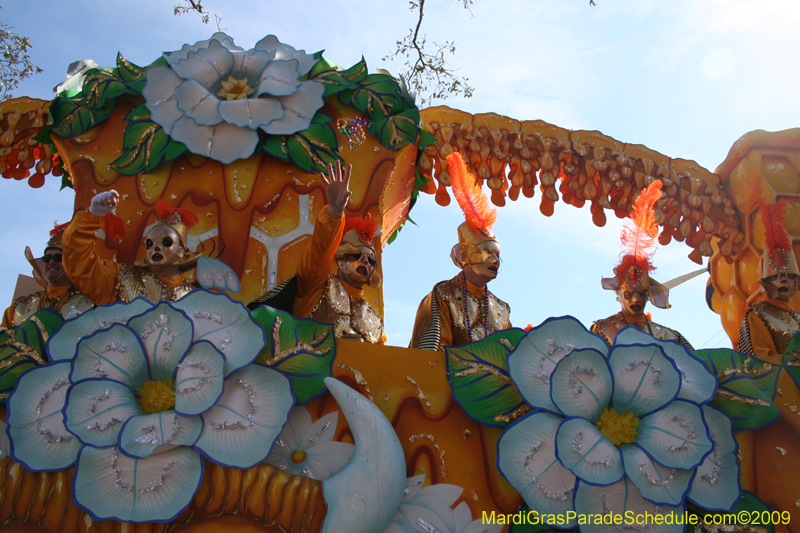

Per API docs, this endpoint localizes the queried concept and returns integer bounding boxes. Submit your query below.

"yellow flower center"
[137,378,176,414]
[290,449,307,464]
[595,407,640,446]
[216,75,256,101]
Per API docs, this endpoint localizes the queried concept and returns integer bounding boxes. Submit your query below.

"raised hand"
[322,161,352,219]
[89,190,120,216]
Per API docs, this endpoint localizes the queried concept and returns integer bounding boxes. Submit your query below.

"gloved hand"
[89,190,120,216]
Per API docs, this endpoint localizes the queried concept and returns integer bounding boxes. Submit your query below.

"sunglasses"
[345,253,376,267]
[146,237,174,249]
[43,253,63,263]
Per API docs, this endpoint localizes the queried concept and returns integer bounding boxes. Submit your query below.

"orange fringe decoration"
[447,152,496,236]
[344,216,380,245]
[49,221,70,237]
[760,198,790,253]
[102,212,127,239]
[616,181,663,284]
[155,199,199,228]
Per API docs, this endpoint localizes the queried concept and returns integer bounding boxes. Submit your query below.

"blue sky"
[2,0,799,347]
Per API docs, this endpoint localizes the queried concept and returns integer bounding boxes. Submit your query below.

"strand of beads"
[336,117,367,150]
[460,271,490,342]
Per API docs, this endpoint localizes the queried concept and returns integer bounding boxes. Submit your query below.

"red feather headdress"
[615,181,663,285]
[760,198,790,253]
[46,221,71,249]
[448,152,496,238]
[344,215,380,246]
[155,199,199,228]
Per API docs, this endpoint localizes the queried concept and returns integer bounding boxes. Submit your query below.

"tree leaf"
[692,348,780,430]
[339,73,405,121]
[368,107,420,150]
[250,306,335,405]
[446,328,528,428]
[110,103,187,175]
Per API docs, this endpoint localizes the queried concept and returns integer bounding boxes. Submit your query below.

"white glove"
[89,190,119,216]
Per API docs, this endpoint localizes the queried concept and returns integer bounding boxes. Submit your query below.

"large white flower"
[265,406,353,480]
[497,318,739,533]
[143,32,325,164]
[5,290,294,523]
[382,474,502,533]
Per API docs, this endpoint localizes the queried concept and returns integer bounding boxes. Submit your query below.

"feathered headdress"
[46,221,71,249]
[335,214,382,288]
[134,198,201,267]
[447,152,499,268]
[602,180,671,308]
[759,198,799,282]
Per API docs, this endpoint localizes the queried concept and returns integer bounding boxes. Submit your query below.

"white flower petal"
[118,411,202,459]
[175,79,223,126]
[165,32,242,66]
[550,348,613,422]
[71,324,149,389]
[555,417,624,486]
[64,378,143,448]
[126,302,194,382]
[143,66,183,135]
[254,59,301,97]
[174,341,225,417]
[170,39,234,92]
[687,405,741,511]
[170,116,258,165]
[609,344,681,417]
[300,410,339,445]
[218,97,284,129]
[636,400,713,470]
[261,81,325,135]
[233,49,275,85]
[254,35,318,75]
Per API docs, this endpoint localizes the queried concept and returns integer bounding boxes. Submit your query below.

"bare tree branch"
[173,0,223,30]
[0,11,43,102]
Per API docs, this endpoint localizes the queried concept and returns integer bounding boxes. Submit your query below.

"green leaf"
[0,309,63,406]
[307,55,339,78]
[339,73,405,120]
[115,53,148,92]
[446,328,528,428]
[250,306,335,405]
[71,67,131,109]
[699,492,774,533]
[110,103,187,175]
[261,133,290,162]
[781,332,800,388]
[418,128,438,148]
[32,125,54,146]
[279,112,342,174]
[692,348,780,430]
[49,97,115,138]
[368,107,420,150]
[310,57,368,98]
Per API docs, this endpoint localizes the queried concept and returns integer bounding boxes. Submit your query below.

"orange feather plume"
[760,198,790,252]
[50,221,70,236]
[103,212,127,239]
[447,152,496,236]
[344,215,380,245]
[616,180,663,283]
[155,199,198,228]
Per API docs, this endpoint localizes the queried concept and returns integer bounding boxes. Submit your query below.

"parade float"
[0,31,798,533]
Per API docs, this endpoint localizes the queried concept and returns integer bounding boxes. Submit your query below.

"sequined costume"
[739,299,800,358]
[63,210,195,305]
[2,284,94,328]
[410,275,511,351]
[591,312,693,350]
[292,207,385,344]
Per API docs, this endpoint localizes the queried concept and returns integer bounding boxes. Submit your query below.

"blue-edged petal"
[171,290,267,377]
[71,324,149,389]
[196,255,242,293]
[73,445,203,523]
[254,35,318,75]
[194,364,293,469]
[175,79,223,125]
[573,477,685,533]
[64,378,143,448]
[253,59,300,97]
[174,340,225,416]
[118,411,202,459]
[621,445,695,506]
[687,405,741,511]
[170,39,234,92]
[497,411,577,527]
[262,81,326,135]
[169,115,259,164]
[554,417,623,486]
[508,316,609,414]
[231,48,275,85]
[550,348,613,422]
[6,362,81,471]
[126,303,194,381]
[218,97,284,130]
[609,344,681,417]
[47,298,154,362]
[165,33,243,66]
[142,67,183,135]
[636,400,713,470]
[615,326,717,405]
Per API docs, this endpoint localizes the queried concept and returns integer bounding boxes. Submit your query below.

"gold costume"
[2,284,94,328]
[410,275,511,351]
[739,299,800,359]
[293,207,385,344]
[63,210,194,305]
[591,312,694,350]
